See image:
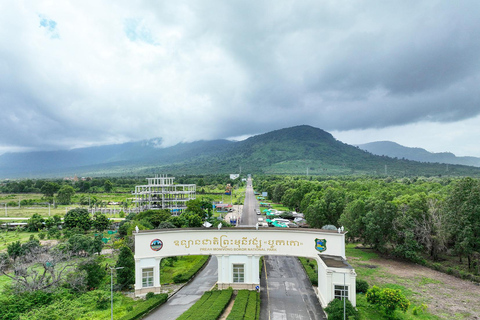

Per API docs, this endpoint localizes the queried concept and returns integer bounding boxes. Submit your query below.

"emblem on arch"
[315,238,327,252]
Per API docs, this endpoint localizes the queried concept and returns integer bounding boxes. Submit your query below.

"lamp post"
[110,267,124,320]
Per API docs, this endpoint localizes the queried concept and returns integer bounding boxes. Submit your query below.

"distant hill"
[358,141,480,167]
[1,125,480,178]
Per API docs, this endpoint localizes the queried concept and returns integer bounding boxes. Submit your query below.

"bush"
[95,292,110,310]
[145,292,156,300]
[324,298,359,320]
[119,293,168,320]
[366,286,410,319]
[356,279,369,293]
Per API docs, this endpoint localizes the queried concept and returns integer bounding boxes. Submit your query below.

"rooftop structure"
[132,175,196,214]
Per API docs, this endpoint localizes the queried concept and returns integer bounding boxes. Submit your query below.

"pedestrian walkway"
[142,256,218,320]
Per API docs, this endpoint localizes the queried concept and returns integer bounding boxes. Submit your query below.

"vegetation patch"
[177,289,233,320]
[226,290,260,320]
[298,257,318,286]
[118,293,168,320]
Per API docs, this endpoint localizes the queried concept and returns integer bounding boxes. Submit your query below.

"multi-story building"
[133,175,196,214]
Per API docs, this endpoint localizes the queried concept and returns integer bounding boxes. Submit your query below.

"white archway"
[134,228,356,307]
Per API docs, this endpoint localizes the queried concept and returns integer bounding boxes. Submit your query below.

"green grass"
[160,255,208,284]
[270,203,290,211]
[346,244,441,320]
[0,230,36,251]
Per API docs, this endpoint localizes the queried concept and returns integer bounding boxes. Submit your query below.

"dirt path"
[352,256,480,319]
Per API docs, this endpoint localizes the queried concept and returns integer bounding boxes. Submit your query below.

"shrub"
[324,298,359,320]
[38,232,46,240]
[119,293,168,320]
[298,257,318,286]
[95,292,110,310]
[356,279,369,293]
[366,286,410,319]
[146,292,156,300]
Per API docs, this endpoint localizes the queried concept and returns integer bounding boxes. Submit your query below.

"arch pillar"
[217,254,260,290]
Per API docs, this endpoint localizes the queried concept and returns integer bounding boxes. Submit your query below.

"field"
[346,244,480,320]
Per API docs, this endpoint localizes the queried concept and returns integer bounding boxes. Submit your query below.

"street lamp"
[110,267,124,320]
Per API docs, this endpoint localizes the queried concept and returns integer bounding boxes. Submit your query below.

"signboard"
[262,192,268,197]
[135,229,345,260]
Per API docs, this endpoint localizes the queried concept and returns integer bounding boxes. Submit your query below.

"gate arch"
[134,228,356,307]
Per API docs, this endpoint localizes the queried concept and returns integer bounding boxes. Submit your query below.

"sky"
[1,1,480,157]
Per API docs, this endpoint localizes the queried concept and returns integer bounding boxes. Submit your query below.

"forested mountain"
[358,141,480,167]
[1,125,480,178]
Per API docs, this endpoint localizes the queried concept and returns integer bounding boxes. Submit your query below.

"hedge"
[227,290,260,320]
[178,289,233,320]
[298,257,318,286]
[227,290,249,320]
[173,256,210,283]
[118,293,168,320]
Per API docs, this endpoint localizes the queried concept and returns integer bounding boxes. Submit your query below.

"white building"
[132,175,196,214]
[134,228,356,307]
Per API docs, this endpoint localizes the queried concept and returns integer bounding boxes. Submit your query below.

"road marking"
[264,257,271,320]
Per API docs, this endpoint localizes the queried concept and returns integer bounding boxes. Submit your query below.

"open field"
[346,244,480,320]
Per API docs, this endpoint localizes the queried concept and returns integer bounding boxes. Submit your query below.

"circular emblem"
[150,239,163,251]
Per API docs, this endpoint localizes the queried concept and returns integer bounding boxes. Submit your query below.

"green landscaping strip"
[227,290,260,320]
[118,293,168,320]
[178,289,233,320]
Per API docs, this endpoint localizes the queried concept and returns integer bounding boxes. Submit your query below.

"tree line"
[256,175,480,274]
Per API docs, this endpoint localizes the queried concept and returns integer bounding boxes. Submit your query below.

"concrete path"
[143,256,218,320]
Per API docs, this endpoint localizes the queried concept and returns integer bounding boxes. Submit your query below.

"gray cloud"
[0,0,480,155]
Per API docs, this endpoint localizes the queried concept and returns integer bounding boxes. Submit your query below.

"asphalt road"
[239,177,325,319]
[260,256,327,320]
[238,177,258,227]
[142,256,218,320]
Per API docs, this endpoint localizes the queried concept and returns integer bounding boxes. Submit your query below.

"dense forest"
[256,175,480,277]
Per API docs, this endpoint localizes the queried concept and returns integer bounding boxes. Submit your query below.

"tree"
[92,212,111,232]
[116,246,135,289]
[27,213,45,232]
[7,241,23,262]
[41,182,60,200]
[78,256,107,290]
[104,179,114,192]
[64,208,91,231]
[446,177,480,270]
[68,234,103,256]
[56,185,75,205]
[0,244,76,293]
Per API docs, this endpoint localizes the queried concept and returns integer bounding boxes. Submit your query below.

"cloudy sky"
[1,1,480,157]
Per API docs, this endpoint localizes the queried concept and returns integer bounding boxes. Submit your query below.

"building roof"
[320,254,353,269]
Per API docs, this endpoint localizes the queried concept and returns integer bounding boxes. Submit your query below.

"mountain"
[1,125,480,178]
[357,141,480,167]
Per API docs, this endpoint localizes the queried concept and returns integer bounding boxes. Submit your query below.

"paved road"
[238,177,258,226]
[260,256,326,320]
[143,256,218,320]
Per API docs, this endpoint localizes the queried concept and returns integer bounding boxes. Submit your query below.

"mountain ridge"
[357,141,480,167]
[1,125,480,178]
